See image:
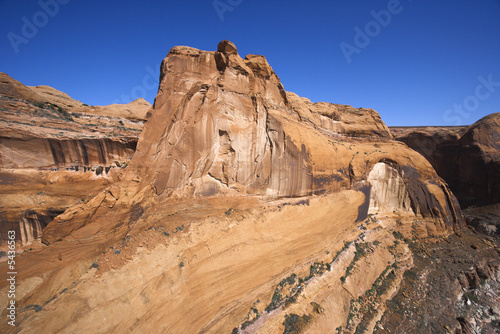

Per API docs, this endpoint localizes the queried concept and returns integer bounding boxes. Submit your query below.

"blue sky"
[1,0,499,126]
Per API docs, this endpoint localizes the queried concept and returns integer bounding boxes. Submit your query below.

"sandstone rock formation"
[30,84,151,122]
[0,72,150,245]
[0,41,486,334]
[392,113,500,208]
[0,72,44,104]
[130,40,449,204]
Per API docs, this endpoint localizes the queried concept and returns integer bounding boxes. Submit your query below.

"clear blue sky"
[1,0,499,126]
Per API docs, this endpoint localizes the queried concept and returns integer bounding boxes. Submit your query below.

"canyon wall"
[39,40,464,245]
[392,113,500,208]
[0,137,136,169]
[0,72,149,244]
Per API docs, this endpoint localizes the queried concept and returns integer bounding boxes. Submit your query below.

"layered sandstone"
[0,72,150,245]
[0,41,475,334]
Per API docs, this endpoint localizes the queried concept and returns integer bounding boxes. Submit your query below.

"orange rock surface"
[0,72,150,245]
[0,41,489,334]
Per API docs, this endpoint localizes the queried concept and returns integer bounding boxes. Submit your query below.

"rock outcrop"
[392,113,500,208]
[129,40,449,206]
[0,72,149,245]
[0,137,136,170]
[30,84,151,122]
[35,40,462,246]
[0,41,475,334]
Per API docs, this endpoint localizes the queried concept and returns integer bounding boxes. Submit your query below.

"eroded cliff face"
[37,41,464,245]
[128,41,443,206]
[0,41,476,334]
[0,72,149,245]
[131,42,300,198]
[0,137,136,169]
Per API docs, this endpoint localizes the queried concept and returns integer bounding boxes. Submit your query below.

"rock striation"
[0,137,136,170]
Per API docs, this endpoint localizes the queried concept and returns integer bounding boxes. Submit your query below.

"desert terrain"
[0,41,498,333]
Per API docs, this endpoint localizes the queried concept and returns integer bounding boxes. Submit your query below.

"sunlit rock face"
[33,39,465,246]
[131,40,310,197]
[367,162,413,215]
[39,40,466,246]
[130,40,393,199]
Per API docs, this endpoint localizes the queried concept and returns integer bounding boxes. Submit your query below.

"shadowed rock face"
[0,138,136,169]
[392,113,500,208]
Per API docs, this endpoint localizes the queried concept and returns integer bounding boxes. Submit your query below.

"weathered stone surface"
[0,137,136,169]
[0,72,147,245]
[367,162,413,215]
[130,43,420,204]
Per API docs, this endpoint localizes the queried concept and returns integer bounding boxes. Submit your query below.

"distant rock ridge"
[30,83,151,122]
[392,112,500,208]
[0,72,152,122]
